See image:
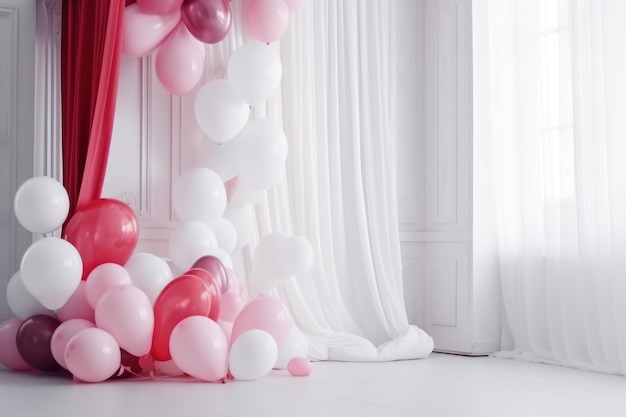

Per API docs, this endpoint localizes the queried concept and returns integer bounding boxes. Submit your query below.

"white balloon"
[195,79,250,143]
[173,168,227,226]
[286,236,315,273]
[214,248,234,270]
[20,237,83,310]
[238,119,288,190]
[169,221,218,272]
[223,204,255,250]
[212,218,238,254]
[275,326,309,369]
[228,180,266,206]
[125,252,174,304]
[6,271,55,319]
[197,137,243,182]
[228,41,283,105]
[252,232,293,278]
[229,329,278,380]
[14,176,69,234]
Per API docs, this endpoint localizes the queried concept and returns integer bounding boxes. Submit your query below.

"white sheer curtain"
[252,0,433,361]
[473,0,626,374]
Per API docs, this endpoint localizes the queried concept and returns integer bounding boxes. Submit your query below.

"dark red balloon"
[184,268,221,320]
[151,275,213,361]
[16,315,61,372]
[181,0,232,44]
[191,255,229,294]
[63,198,139,279]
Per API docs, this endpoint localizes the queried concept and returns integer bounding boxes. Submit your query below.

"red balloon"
[192,255,229,294]
[16,315,62,372]
[151,275,213,361]
[184,268,221,320]
[63,198,139,279]
[181,0,232,44]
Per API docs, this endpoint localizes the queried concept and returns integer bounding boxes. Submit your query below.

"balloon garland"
[0,0,315,383]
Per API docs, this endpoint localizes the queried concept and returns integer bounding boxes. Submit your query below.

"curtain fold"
[61,0,126,224]
[473,0,626,374]
[264,0,433,361]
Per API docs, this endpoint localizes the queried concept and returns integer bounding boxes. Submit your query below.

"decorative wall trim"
[138,56,152,219]
[169,94,182,221]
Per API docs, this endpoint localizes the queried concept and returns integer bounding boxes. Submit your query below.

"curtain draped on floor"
[473,0,626,374]
[258,0,434,361]
[61,0,126,227]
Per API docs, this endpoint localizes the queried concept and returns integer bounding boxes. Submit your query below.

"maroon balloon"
[191,255,229,294]
[181,0,232,44]
[63,198,139,279]
[16,315,61,372]
[184,268,221,320]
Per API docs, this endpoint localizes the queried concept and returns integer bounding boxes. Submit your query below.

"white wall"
[0,0,36,321]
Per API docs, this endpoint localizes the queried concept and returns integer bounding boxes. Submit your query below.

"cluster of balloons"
[0,176,312,382]
[123,0,308,95]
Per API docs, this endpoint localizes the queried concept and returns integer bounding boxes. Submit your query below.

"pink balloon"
[65,328,121,383]
[55,281,95,323]
[155,22,206,95]
[123,4,181,57]
[219,291,245,322]
[287,357,311,376]
[245,0,290,44]
[169,316,228,382]
[217,319,233,344]
[231,296,292,348]
[0,318,31,371]
[50,319,95,369]
[137,0,183,15]
[85,263,132,309]
[95,286,154,357]
[181,0,232,44]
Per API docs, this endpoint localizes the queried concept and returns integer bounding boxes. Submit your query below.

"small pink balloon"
[169,316,229,382]
[123,3,181,57]
[181,0,232,44]
[55,281,95,323]
[50,319,95,369]
[0,318,31,371]
[65,328,121,383]
[137,0,183,15]
[95,286,154,357]
[85,263,132,309]
[231,296,292,348]
[287,357,311,376]
[155,22,206,95]
[245,0,290,44]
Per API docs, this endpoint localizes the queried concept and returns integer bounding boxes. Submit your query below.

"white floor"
[1,353,626,417]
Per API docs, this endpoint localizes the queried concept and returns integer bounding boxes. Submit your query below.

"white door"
[0,0,36,320]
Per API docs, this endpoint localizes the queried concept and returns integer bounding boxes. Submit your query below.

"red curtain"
[61,0,126,228]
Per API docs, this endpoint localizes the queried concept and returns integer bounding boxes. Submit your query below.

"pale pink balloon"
[65,328,121,383]
[50,319,95,369]
[137,0,183,15]
[155,22,206,95]
[95,286,154,357]
[217,320,233,344]
[123,3,181,57]
[169,316,228,382]
[231,296,292,348]
[219,291,244,322]
[85,263,132,309]
[287,357,311,376]
[245,0,290,44]
[0,318,31,371]
[55,281,95,323]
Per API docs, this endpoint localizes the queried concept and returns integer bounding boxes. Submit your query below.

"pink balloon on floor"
[65,328,121,383]
[50,319,95,369]
[0,318,32,371]
[231,296,292,348]
[287,357,311,376]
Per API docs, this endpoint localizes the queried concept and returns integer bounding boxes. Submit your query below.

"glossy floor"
[1,353,625,417]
